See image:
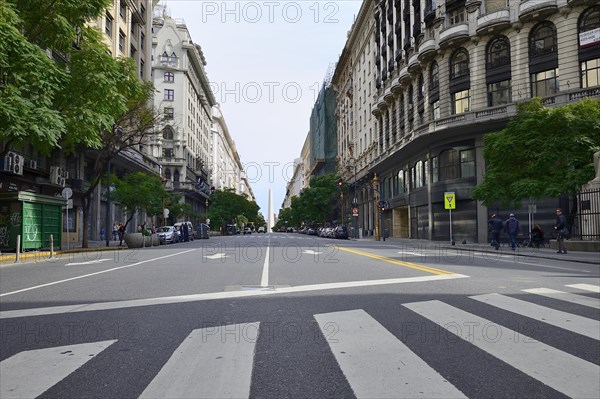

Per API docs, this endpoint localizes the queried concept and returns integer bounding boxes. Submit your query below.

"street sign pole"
[444,192,456,245]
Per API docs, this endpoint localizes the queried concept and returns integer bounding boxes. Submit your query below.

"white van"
[173,221,195,241]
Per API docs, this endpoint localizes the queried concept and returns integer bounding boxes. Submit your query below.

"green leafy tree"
[294,173,341,225]
[0,1,66,154]
[473,98,600,207]
[2,1,160,247]
[208,188,260,231]
[168,194,193,223]
[111,172,168,229]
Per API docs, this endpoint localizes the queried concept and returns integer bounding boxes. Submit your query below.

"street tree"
[208,188,260,230]
[293,173,341,226]
[111,172,168,230]
[167,194,193,223]
[473,98,600,225]
[0,1,66,154]
[3,1,160,247]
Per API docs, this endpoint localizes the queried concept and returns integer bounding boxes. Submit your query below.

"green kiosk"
[0,192,67,252]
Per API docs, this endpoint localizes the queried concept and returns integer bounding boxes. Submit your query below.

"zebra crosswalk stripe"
[314,309,467,399]
[522,288,600,309]
[403,300,600,399]
[471,293,600,340]
[566,284,600,293]
[139,322,259,399]
[0,340,116,399]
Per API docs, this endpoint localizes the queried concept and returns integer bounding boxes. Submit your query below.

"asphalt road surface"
[1,233,599,398]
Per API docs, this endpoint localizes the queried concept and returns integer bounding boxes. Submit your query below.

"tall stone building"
[150,14,216,223]
[333,0,599,243]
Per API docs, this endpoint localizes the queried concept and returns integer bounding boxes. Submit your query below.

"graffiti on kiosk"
[10,212,22,226]
[0,225,8,246]
[24,224,39,242]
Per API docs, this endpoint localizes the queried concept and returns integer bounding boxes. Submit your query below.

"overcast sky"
[160,0,363,220]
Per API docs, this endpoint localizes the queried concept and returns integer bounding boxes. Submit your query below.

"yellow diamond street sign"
[444,192,456,210]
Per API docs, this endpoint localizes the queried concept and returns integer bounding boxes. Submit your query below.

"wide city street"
[1,233,599,398]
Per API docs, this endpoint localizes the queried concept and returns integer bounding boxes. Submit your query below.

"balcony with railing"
[439,21,469,47]
[424,2,437,24]
[476,8,511,34]
[519,0,557,20]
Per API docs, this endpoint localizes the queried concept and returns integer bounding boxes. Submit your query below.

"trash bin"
[197,223,209,239]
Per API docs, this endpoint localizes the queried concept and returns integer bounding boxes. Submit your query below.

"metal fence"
[577,187,600,240]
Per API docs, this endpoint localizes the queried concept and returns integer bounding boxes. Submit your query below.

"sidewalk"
[355,236,600,265]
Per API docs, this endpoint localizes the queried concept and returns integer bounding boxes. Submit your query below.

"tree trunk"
[81,196,90,248]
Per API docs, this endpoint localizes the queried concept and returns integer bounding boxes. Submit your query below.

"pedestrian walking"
[488,213,503,250]
[554,208,568,254]
[531,224,544,248]
[118,223,125,246]
[505,213,521,251]
[99,227,105,241]
[113,223,118,240]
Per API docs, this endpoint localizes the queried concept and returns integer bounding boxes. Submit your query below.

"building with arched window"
[335,0,600,243]
[150,14,217,224]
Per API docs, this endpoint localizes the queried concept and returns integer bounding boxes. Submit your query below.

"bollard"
[16,235,21,263]
[50,234,54,258]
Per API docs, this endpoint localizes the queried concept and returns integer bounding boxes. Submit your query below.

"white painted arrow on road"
[204,253,228,260]
[302,250,323,255]
[65,259,111,266]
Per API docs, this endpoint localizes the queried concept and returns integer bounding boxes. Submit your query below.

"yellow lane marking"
[335,246,455,275]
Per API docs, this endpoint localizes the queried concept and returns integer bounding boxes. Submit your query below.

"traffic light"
[337,178,343,188]
[378,200,386,212]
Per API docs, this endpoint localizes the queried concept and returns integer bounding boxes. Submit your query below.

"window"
[140,60,144,79]
[140,33,145,50]
[529,22,557,58]
[450,49,469,79]
[439,149,458,180]
[161,51,169,65]
[431,156,438,183]
[460,149,475,178]
[531,69,559,97]
[164,107,174,120]
[581,58,600,88]
[449,9,465,25]
[164,72,174,82]
[430,62,439,91]
[130,44,137,59]
[162,148,174,158]
[162,126,174,140]
[487,36,510,69]
[119,1,126,19]
[487,80,511,106]
[414,161,424,188]
[118,30,125,52]
[164,89,174,101]
[105,12,113,38]
[431,100,440,120]
[452,89,470,114]
[579,6,600,88]
[131,22,136,36]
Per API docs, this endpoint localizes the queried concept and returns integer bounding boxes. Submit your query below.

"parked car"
[174,221,195,241]
[307,227,317,235]
[243,227,252,234]
[157,226,179,244]
[258,226,266,233]
[334,226,349,239]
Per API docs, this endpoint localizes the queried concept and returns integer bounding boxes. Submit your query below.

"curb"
[0,246,130,265]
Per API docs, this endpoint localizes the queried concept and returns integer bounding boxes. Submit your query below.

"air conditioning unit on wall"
[2,152,24,175]
[26,160,37,169]
[50,166,62,185]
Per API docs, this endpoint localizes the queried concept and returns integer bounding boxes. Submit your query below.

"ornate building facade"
[364,0,600,243]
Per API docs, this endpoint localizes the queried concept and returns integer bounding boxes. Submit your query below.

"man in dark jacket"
[488,213,503,250]
[505,214,520,251]
[554,208,568,254]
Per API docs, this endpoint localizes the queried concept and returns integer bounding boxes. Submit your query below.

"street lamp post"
[373,174,380,241]
[205,198,209,222]
[105,160,111,247]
